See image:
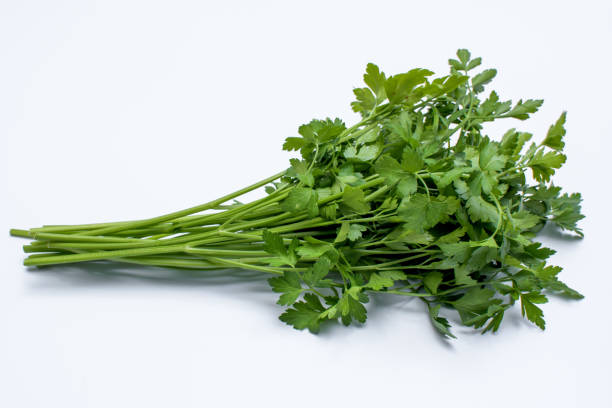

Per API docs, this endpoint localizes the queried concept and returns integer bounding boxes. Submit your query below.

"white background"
[1,1,610,407]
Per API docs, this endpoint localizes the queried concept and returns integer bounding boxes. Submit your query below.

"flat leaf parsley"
[11,49,585,338]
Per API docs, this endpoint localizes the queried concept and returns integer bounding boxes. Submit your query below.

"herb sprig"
[11,49,584,337]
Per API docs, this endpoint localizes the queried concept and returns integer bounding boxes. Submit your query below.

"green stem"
[81,171,286,236]
[23,244,189,266]
[203,257,284,275]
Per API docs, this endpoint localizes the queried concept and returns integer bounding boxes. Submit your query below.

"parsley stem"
[80,170,287,237]
[23,244,189,266]
[416,174,430,198]
[203,257,284,275]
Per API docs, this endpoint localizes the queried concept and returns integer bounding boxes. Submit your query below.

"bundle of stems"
[11,170,387,274]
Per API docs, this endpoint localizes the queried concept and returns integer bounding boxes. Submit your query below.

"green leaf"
[337,289,368,325]
[262,229,285,256]
[303,256,333,286]
[453,287,502,326]
[424,271,443,294]
[448,58,464,71]
[527,262,583,299]
[386,226,433,246]
[288,158,314,187]
[299,118,346,144]
[356,128,380,145]
[524,243,556,261]
[466,246,497,271]
[528,183,562,201]
[396,175,417,197]
[351,87,376,114]
[504,99,544,120]
[280,188,319,217]
[479,91,512,117]
[363,63,387,102]
[398,194,460,231]
[384,68,434,104]
[453,179,470,200]
[499,129,532,157]
[466,57,482,71]
[454,265,477,285]
[268,271,303,305]
[532,263,562,280]
[511,210,541,231]
[401,147,424,173]
[550,192,584,236]
[479,140,506,173]
[471,69,497,93]
[469,170,498,196]
[437,242,472,265]
[337,164,366,186]
[542,112,567,151]
[520,292,547,330]
[334,222,351,243]
[456,49,471,64]
[453,287,496,313]
[481,308,505,334]
[282,137,306,152]
[527,149,566,182]
[436,227,466,244]
[357,144,380,161]
[347,224,367,241]
[279,293,326,333]
[341,185,370,214]
[375,155,406,184]
[466,196,499,224]
[297,242,336,259]
[345,144,380,162]
[432,167,472,189]
[320,203,338,220]
[542,279,584,299]
[343,145,358,159]
[428,304,456,339]
[262,230,298,267]
[367,270,407,290]
[474,237,499,248]
[423,75,469,97]
[463,303,508,332]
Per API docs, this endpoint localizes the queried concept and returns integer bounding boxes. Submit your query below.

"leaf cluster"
[266,49,584,337]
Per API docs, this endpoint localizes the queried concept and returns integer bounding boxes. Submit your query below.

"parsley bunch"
[11,49,584,337]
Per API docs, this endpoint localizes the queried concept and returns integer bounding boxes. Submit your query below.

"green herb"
[10,49,585,338]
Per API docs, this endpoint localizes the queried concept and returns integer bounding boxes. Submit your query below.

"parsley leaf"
[466,196,499,224]
[367,270,407,290]
[288,158,314,187]
[520,292,548,330]
[341,185,370,214]
[262,230,298,267]
[542,112,567,151]
[280,187,319,217]
[268,271,303,305]
[279,293,326,333]
[424,271,443,294]
[527,149,566,182]
[504,99,544,120]
[398,194,460,231]
[385,69,434,104]
[428,304,456,339]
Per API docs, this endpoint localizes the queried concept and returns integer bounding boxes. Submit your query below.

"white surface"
[1,1,610,407]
